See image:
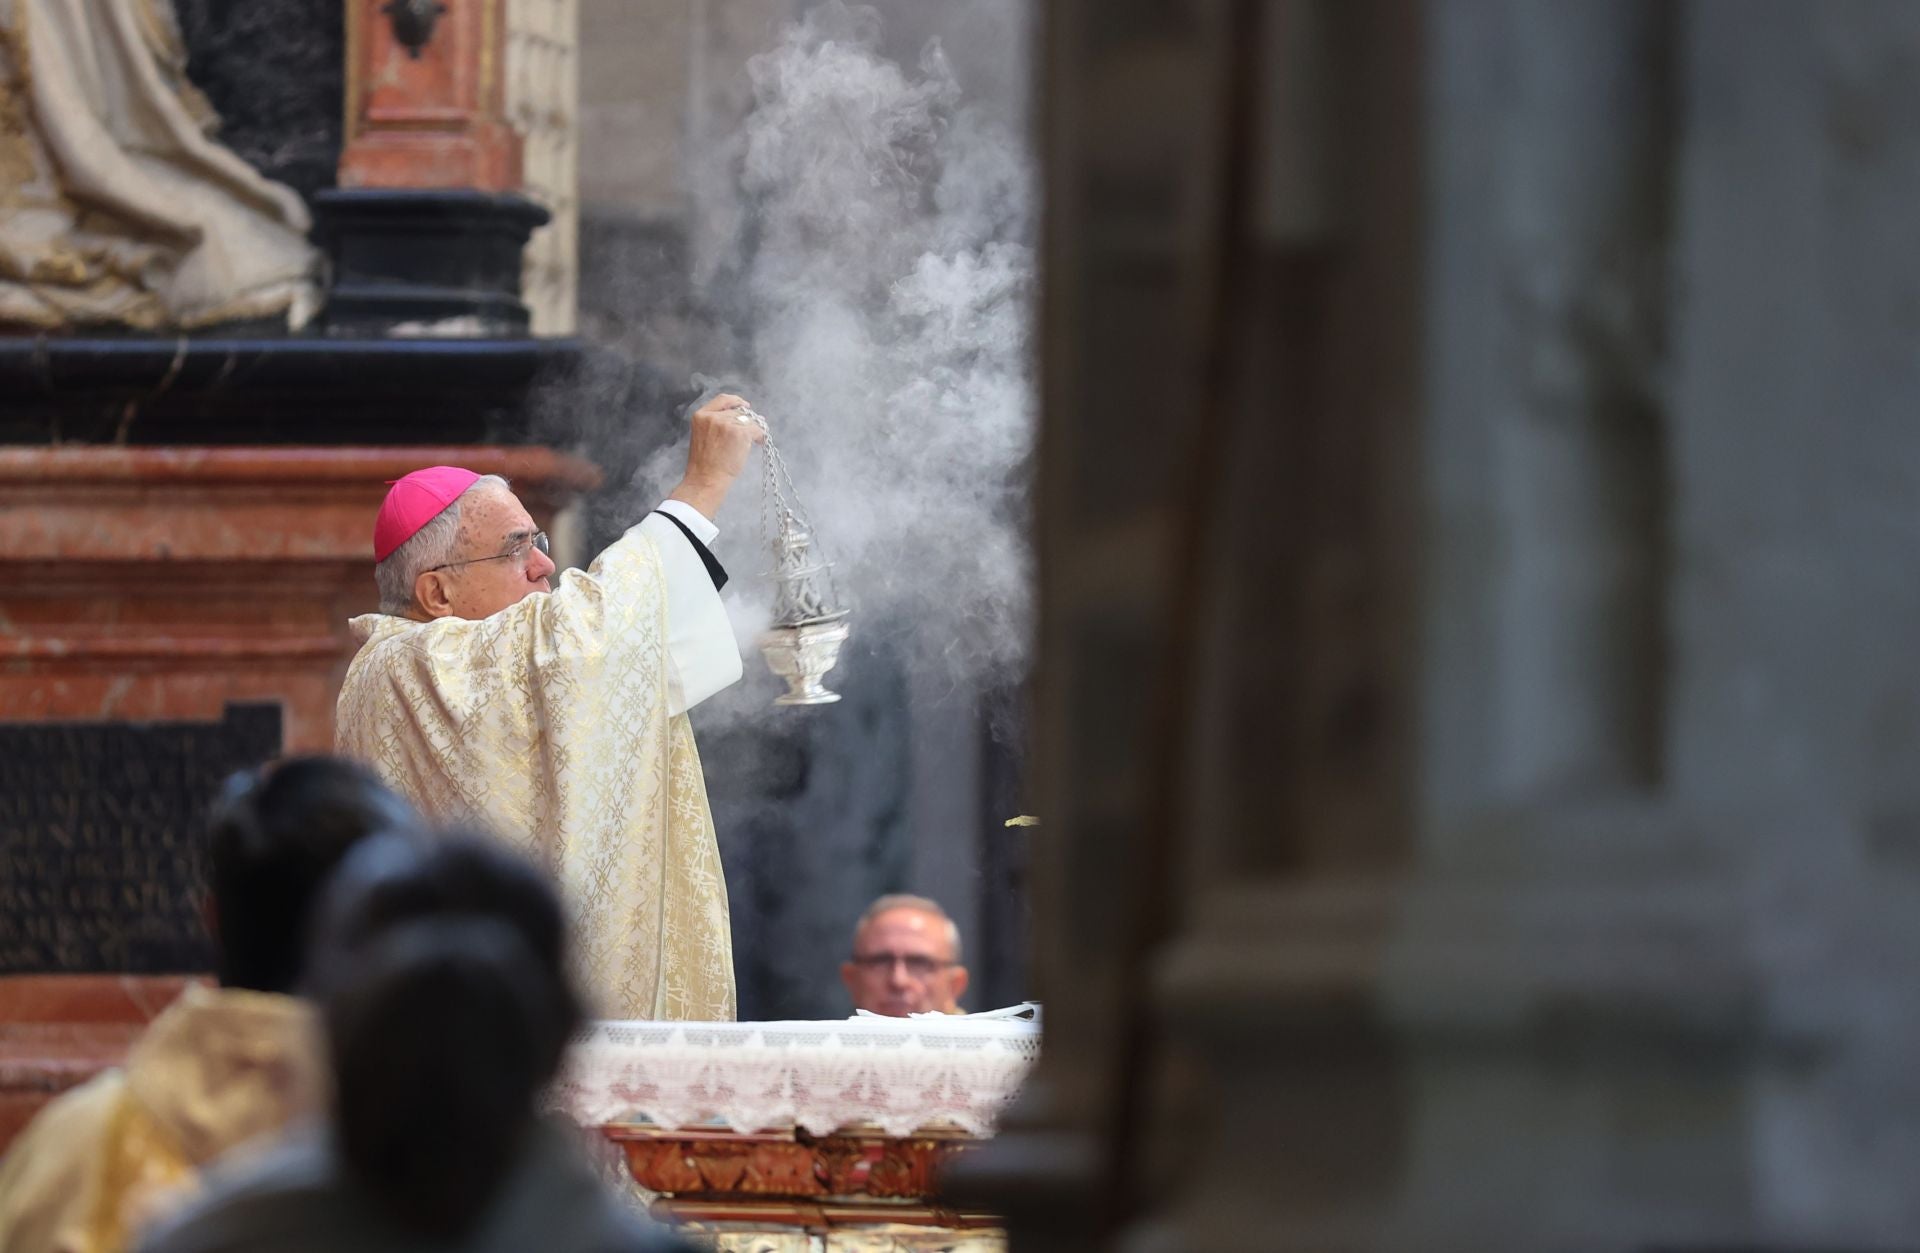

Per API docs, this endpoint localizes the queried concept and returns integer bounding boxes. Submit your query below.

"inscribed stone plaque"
[0,704,283,973]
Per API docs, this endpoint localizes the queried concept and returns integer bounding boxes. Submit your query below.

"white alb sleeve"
[640,502,744,715]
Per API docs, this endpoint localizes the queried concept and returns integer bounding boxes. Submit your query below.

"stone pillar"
[978,1,1920,1248]
[1376,5,1772,1248]
[1662,3,1920,1239]
[1114,1,1424,1247]
[960,0,1425,1246]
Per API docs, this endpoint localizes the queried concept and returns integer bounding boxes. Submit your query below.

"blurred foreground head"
[307,832,585,1243]
[840,894,970,1016]
[205,755,422,994]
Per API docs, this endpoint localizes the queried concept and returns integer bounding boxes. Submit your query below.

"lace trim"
[553,1016,1041,1137]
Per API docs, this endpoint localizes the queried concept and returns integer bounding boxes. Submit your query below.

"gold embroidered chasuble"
[334,523,738,1022]
[0,985,322,1253]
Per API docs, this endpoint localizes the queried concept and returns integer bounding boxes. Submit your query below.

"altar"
[556,1012,1040,1252]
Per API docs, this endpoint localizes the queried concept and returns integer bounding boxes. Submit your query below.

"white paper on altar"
[552,1014,1041,1137]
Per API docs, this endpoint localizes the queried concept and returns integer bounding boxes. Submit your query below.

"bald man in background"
[840,895,970,1017]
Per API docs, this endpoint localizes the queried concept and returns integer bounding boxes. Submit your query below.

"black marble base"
[312,189,550,337]
[0,335,588,445]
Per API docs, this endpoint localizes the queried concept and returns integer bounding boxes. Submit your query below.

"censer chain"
[740,408,810,545]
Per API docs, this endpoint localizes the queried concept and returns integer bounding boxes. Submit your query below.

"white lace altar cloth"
[553,1016,1042,1138]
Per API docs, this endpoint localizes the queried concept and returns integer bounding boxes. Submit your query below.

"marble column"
[982,1,1920,1248]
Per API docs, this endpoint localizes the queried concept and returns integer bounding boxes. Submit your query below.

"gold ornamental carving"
[611,1128,976,1201]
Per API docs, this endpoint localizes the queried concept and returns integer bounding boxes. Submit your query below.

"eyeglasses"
[425,531,550,575]
[847,952,957,979]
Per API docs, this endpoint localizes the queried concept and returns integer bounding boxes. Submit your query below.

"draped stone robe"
[335,505,743,1021]
[0,0,318,329]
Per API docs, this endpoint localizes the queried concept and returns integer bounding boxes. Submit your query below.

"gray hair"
[373,474,510,615]
[853,893,963,963]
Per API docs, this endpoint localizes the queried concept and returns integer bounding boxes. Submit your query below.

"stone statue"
[0,0,318,330]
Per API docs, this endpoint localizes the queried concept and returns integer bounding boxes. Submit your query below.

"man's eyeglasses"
[848,952,956,979]
[425,531,550,575]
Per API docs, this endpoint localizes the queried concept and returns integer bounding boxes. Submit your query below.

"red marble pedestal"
[0,445,600,751]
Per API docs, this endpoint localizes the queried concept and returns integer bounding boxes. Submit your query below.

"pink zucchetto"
[373,466,482,562]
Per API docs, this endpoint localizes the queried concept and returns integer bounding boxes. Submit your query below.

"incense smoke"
[641,1,1036,705]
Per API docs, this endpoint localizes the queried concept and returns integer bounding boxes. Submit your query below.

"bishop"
[335,395,762,1020]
